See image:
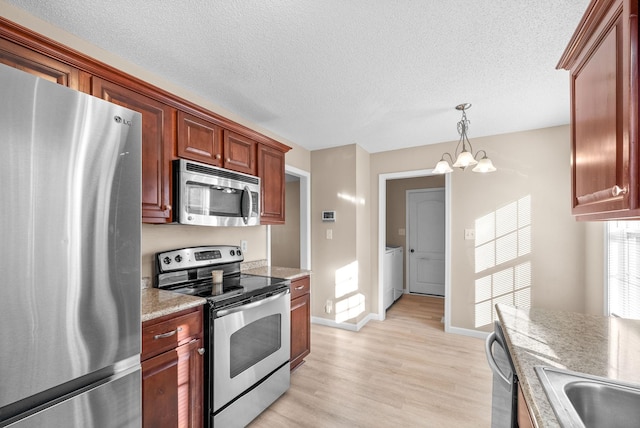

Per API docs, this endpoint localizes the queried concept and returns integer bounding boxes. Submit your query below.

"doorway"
[378,170,452,332]
[269,165,311,270]
[407,188,445,296]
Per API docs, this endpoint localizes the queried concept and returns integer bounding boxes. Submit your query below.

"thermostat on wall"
[322,211,336,222]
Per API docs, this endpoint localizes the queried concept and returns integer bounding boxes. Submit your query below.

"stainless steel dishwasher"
[485,321,518,428]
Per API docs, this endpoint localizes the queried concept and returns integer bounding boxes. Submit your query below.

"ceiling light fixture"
[432,103,496,174]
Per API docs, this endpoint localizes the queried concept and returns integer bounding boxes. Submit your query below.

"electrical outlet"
[241,240,248,252]
[326,229,333,240]
[325,299,333,314]
[464,229,475,240]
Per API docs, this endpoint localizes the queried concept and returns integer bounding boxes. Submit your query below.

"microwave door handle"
[241,185,252,224]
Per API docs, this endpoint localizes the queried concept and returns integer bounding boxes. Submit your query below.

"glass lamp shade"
[472,157,496,173]
[452,150,478,168]
[433,160,453,174]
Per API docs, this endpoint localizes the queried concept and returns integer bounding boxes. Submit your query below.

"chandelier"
[432,103,496,174]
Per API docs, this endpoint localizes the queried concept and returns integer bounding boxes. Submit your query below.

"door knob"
[410,249,415,253]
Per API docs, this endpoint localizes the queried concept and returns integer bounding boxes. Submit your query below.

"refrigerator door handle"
[485,331,510,386]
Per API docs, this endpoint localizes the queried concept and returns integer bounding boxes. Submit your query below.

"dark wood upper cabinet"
[92,77,176,223]
[223,130,257,175]
[258,144,286,224]
[177,111,223,166]
[0,37,82,90]
[0,16,291,225]
[558,0,639,220]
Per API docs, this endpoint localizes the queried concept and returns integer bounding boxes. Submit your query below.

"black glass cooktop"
[165,273,289,308]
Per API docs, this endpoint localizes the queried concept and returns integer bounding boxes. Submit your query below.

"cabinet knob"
[612,185,628,196]
[197,348,205,356]
[215,154,221,159]
[162,204,172,211]
[226,158,231,163]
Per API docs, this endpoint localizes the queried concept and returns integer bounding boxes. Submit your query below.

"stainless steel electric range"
[156,245,291,428]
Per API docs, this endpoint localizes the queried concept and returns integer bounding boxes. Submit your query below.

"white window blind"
[607,221,640,319]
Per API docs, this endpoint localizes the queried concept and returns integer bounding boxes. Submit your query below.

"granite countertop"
[496,304,640,428]
[141,288,207,323]
[242,266,311,281]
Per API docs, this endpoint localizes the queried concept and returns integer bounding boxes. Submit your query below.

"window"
[607,221,640,319]
[474,195,532,327]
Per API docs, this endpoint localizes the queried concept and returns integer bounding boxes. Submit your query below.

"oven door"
[212,290,290,412]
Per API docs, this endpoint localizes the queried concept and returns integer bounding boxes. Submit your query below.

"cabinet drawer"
[291,276,310,300]
[142,308,202,361]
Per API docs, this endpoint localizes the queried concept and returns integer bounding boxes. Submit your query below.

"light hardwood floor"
[250,294,493,427]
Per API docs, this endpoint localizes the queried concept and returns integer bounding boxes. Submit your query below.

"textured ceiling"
[5,0,590,153]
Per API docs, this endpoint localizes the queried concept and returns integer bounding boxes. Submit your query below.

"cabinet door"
[0,38,81,90]
[572,9,628,216]
[223,130,257,175]
[142,349,179,428]
[176,338,204,428]
[177,111,223,166]
[258,144,286,224]
[92,78,175,223]
[290,289,310,371]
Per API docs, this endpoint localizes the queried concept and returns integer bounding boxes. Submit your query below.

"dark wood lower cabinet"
[142,348,180,427]
[142,306,204,428]
[290,276,311,370]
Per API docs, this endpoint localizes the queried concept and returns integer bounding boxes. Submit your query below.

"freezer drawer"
[6,367,141,428]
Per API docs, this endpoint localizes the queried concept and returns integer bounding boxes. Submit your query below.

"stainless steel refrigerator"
[0,63,142,427]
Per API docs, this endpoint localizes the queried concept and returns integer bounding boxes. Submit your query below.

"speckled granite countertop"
[242,266,311,280]
[141,288,206,323]
[496,304,640,428]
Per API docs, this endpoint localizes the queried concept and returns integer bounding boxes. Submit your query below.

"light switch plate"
[464,229,475,240]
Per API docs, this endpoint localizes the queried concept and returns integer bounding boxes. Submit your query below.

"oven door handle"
[215,289,290,318]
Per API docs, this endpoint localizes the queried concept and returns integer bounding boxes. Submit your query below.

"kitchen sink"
[535,366,640,428]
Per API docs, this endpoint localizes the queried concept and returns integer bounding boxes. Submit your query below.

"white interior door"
[408,188,445,296]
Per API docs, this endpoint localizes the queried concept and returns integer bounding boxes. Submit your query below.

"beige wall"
[371,125,589,331]
[141,224,268,279]
[584,222,605,314]
[355,144,372,323]
[271,180,301,268]
[311,145,367,325]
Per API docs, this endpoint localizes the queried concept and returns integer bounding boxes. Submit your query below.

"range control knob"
[230,250,235,256]
[175,255,183,263]
[237,250,242,256]
[163,257,171,265]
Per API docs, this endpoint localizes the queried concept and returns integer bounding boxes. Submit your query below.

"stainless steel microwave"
[174,159,260,226]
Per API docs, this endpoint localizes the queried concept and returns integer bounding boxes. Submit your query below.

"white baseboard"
[446,325,489,340]
[311,313,490,339]
[311,312,379,332]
